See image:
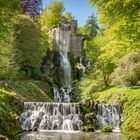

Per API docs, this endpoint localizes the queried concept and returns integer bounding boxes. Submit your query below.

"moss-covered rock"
[80,125,95,132]
[80,99,96,131]
[80,99,95,113]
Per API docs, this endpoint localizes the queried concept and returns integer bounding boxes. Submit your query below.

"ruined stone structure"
[41,17,86,88]
[49,17,85,58]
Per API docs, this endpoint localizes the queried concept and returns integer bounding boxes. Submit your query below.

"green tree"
[40,0,64,52]
[40,0,64,32]
[0,0,21,79]
[0,30,18,79]
[88,0,140,86]
[78,14,99,39]
[84,30,114,87]
[14,15,45,78]
[0,0,21,10]
[78,26,86,35]
[89,0,140,49]
[64,12,73,22]
[85,13,99,38]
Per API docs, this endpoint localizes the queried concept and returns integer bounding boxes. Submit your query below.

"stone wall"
[49,18,85,58]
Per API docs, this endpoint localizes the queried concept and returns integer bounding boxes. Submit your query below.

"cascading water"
[20,24,80,132]
[80,58,86,75]
[96,104,122,131]
[53,87,71,103]
[59,24,72,89]
[20,102,83,131]
[53,87,62,102]
[20,103,123,132]
[53,24,72,102]
[20,22,123,133]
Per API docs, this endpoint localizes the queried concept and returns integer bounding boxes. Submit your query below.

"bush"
[113,51,140,85]
[101,124,112,132]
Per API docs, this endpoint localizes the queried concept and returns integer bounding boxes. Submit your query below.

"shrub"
[101,124,113,132]
[113,51,140,85]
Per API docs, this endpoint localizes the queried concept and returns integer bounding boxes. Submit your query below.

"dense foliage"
[40,0,64,32]
[79,1,140,139]
[82,0,140,88]
[64,12,73,22]
[14,15,45,78]
[0,0,21,79]
[89,0,139,49]
[78,13,99,39]
[0,0,139,139]
[0,1,55,136]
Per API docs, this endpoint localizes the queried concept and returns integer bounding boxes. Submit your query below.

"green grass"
[89,86,140,140]
[0,80,53,137]
[10,80,53,102]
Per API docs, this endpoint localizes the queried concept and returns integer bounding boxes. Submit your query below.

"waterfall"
[59,24,72,89]
[20,102,83,131]
[19,21,123,134]
[96,104,122,131]
[20,103,122,132]
[53,87,62,102]
[52,24,72,102]
[53,87,71,103]
[79,58,86,77]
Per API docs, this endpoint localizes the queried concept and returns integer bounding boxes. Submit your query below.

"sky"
[42,0,97,27]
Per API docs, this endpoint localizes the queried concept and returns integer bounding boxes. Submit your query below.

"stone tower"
[49,16,85,58]
[22,0,42,20]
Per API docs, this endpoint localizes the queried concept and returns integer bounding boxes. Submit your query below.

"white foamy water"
[96,104,122,131]
[20,102,83,131]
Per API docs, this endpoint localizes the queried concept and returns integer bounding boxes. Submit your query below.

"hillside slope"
[0,80,53,137]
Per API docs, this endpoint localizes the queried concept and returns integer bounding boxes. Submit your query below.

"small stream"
[14,131,127,140]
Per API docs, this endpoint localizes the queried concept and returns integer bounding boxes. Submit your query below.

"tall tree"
[78,13,99,38]
[87,0,140,86]
[89,0,139,49]
[14,15,45,78]
[40,0,64,31]
[85,13,99,38]
[0,0,21,79]
[40,0,64,51]
[0,0,21,10]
